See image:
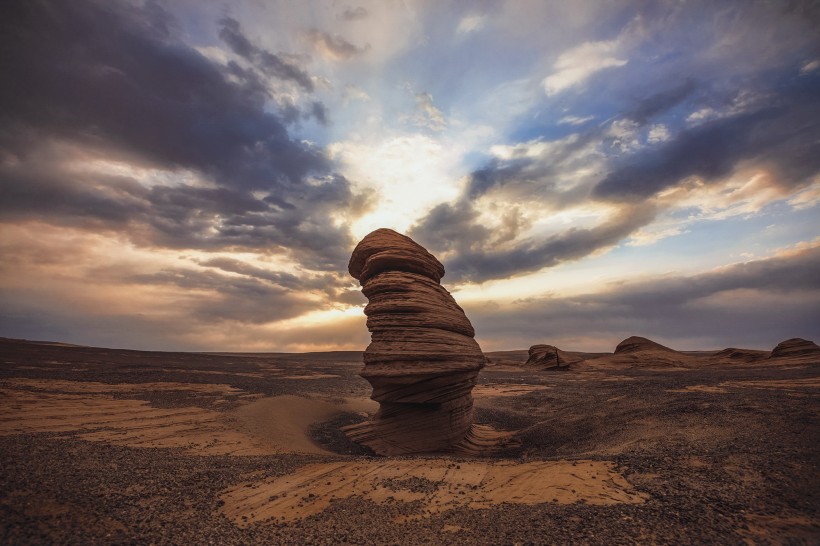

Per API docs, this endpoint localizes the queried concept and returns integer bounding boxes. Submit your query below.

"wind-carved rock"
[524,344,577,370]
[342,229,508,456]
[769,338,820,359]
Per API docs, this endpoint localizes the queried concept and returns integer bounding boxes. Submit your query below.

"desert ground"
[1,336,818,544]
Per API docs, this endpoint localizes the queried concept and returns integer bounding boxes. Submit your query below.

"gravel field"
[1,337,818,544]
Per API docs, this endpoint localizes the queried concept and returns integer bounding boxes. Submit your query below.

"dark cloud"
[469,244,820,351]
[0,1,325,187]
[411,71,819,285]
[0,0,359,270]
[304,29,368,60]
[464,154,591,203]
[309,101,330,125]
[595,75,820,200]
[413,203,656,284]
[128,267,313,324]
[218,17,314,91]
[412,201,491,254]
[0,154,357,269]
[196,257,363,303]
[624,79,698,125]
[196,257,303,289]
[338,6,369,21]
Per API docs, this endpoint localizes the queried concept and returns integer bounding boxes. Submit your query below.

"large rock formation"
[342,229,490,456]
[524,344,577,370]
[608,336,692,368]
[769,338,820,359]
[614,336,677,355]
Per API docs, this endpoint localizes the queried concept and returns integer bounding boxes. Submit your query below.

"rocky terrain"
[1,335,818,544]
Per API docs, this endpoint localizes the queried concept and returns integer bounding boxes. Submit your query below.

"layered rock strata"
[769,338,820,359]
[524,344,576,370]
[712,347,768,362]
[342,229,490,456]
[610,336,692,367]
[614,336,677,355]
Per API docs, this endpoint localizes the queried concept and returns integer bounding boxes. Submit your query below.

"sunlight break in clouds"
[328,134,463,240]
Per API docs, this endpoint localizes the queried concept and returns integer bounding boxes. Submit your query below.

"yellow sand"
[473,384,551,398]
[0,379,375,456]
[669,377,820,394]
[221,459,648,525]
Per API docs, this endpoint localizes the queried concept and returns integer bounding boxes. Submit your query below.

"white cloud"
[558,115,594,126]
[626,224,686,246]
[686,107,718,125]
[686,90,765,126]
[647,124,671,144]
[195,46,230,65]
[659,169,794,222]
[342,84,371,104]
[457,13,487,34]
[787,182,820,210]
[607,119,640,152]
[542,39,627,95]
[800,59,820,75]
[401,91,447,132]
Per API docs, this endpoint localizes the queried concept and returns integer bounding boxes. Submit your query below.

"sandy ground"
[0,337,818,544]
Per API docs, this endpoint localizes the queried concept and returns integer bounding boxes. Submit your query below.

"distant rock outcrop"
[615,336,677,355]
[342,229,495,456]
[524,344,576,370]
[603,336,692,368]
[770,338,820,359]
[713,347,768,362]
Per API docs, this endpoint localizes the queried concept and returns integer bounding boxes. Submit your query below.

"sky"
[1,0,819,353]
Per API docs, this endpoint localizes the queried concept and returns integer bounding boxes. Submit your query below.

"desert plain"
[0,335,818,544]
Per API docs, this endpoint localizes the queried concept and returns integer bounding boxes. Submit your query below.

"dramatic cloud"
[0,0,361,270]
[595,76,820,200]
[413,201,657,283]
[412,65,818,286]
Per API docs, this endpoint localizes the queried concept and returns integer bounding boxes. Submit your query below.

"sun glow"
[329,134,465,239]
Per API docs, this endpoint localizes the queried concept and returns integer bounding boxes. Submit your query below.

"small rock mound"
[713,348,768,362]
[524,344,577,370]
[614,336,677,355]
[770,338,820,359]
